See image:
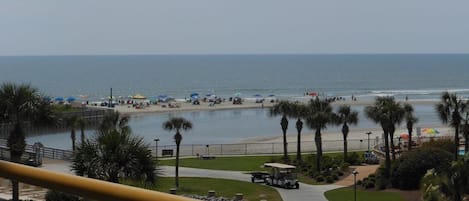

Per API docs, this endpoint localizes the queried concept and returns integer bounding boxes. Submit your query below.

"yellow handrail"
[0,160,197,201]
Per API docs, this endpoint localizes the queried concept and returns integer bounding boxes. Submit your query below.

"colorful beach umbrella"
[421,128,440,136]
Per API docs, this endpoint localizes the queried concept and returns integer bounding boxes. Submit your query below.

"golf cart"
[264,163,299,189]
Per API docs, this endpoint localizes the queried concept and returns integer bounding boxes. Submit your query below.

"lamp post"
[366,132,372,153]
[206,144,210,155]
[154,138,159,160]
[352,170,359,201]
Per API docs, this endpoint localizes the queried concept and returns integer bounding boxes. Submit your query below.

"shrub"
[45,190,80,201]
[315,175,325,182]
[345,152,363,165]
[340,162,350,171]
[364,181,375,189]
[376,176,389,190]
[421,138,455,155]
[390,147,453,190]
[336,170,344,176]
[356,180,363,185]
[331,173,339,180]
[326,176,334,183]
[368,173,376,178]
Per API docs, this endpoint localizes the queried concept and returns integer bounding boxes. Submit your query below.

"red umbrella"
[308,92,317,96]
[400,133,409,139]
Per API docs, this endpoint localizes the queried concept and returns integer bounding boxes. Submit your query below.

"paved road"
[160,166,341,201]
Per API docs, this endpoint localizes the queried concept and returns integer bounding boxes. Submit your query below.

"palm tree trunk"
[343,135,348,161]
[297,130,301,163]
[389,133,396,160]
[282,129,288,163]
[408,129,412,151]
[81,128,85,144]
[71,129,76,151]
[314,129,322,171]
[455,126,460,160]
[465,133,469,154]
[383,130,391,178]
[176,144,180,188]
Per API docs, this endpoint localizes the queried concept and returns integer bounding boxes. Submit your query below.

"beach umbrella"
[78,95,89,99]
[190,92,199,97]
[268,94,275,97]
[206,93,213,97]
[234,92,242,97]
[132,94,146,99]
[308,92,318,96]
[54,97,64,102]
[253,94,262,97]
[421,128,440,136]
[66,96,76,102]
[400,133,409,139]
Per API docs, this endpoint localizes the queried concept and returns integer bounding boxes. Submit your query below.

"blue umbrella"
[190,92,199,97]
[253,94,262,97]
[54,97,64,102]
[268,94,275,97]
[43,97,52,102]
[206,93,213,97]
[66,96,76,102]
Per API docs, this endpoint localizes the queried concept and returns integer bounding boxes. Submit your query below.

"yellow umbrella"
[132,94,146,99]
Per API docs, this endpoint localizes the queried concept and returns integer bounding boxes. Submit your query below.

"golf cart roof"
[264,163,296,169]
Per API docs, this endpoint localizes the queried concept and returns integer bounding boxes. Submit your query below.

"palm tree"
[163,117,193,188]
[290,103,308,164]
[0,83,55,201]
[304,98,335,171]
[387,100,405,160]
[365,97,397,177]
[72,111,155,183]
[436,92,467,160]
[270,101,294,163]
[404,104,418,151]
[335,105,359,161]
[65,115,79,151]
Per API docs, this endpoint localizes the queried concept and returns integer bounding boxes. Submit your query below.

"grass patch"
[325,187,407,201]
[52,104,80,113]
[158,155,280,171]
[125,177,282,201]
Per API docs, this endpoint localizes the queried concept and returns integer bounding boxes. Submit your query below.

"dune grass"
[125,177,282,201]
[325,187,407,201]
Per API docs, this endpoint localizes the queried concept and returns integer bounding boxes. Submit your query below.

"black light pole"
[206,144,210,155]
[366,131,372,153]
[109,87,113,108]
[353,170,359,201]
[154,138,159,160]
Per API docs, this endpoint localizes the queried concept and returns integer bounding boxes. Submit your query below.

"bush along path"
[159,165,342,201]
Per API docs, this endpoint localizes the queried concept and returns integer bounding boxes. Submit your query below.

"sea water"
[1,54,468,149]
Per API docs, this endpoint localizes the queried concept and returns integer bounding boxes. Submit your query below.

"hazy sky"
[1,0,469,55]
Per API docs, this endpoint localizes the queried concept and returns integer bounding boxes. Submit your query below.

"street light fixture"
[366,132,372,153]
[154,138,160,160]
[352,170,359,201]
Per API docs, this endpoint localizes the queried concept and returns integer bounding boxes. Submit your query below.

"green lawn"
[325,187,407,201]
[125,177,282,201]
[158,155,280,171]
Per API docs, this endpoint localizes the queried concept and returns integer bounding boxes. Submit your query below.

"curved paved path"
[160,166,341,201]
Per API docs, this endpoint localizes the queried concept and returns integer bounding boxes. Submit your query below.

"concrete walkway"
[160,166,342,201]
[334,165,380,186]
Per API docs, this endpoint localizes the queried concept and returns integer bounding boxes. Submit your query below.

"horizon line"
[1,52,469,57]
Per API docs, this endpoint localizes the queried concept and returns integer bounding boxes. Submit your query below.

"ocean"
[1,54,469,149]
